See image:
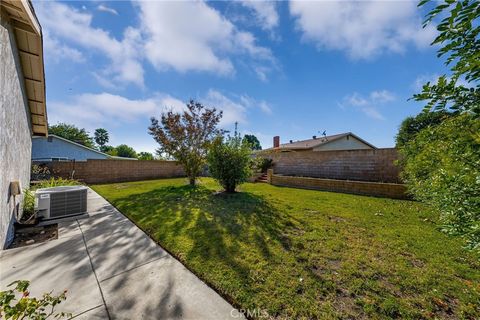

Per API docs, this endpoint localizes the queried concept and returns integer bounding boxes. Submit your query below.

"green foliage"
[114,144,137,158]
[48,123,95,149]
[0,280,70,319]
[242,134,262,150]
[31,165,51,181]
[34,178,80,190]
[149,100,223,186]
[100,145,116,155]
[93,178,480,319]
[255,157,273,173]
[414,0,480,115]
[399,114,480,250]
[207,134,252,192]
[138,152,154,160]
[94,128,109,147]
[20,189,35,223]
[395,110,453,148]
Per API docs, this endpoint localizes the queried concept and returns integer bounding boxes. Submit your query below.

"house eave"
[1,0,47,137]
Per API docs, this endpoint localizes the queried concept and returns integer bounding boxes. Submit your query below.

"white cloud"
[203,90,248,125]
[36,1,276,85]
[240,1,279,31]
[43,31,85,63]
[48,90,272,151]
[36,1,144,87]
[370,90,395,104]
[289,0,436,59]
[340,90,396,120]
[201,90,274,126]
[97,4,118,16]
[136,1,274,78]
[239,95,273,115]
[48,92,185,131]
[49,89,271,131]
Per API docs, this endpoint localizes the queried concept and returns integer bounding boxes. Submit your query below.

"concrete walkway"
[0,188,243,319]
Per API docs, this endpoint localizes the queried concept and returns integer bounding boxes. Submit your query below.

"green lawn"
[92,178,480,319]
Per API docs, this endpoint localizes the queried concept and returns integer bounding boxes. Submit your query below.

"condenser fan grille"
[48,188,87,218]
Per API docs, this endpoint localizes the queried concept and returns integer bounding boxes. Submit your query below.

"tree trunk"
[189,177,196,186]
[225,184,236,193]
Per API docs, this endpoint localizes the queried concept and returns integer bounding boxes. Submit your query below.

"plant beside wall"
[34,178,79,190]
[0,280,70,319]
[207,131,252,193]
[19,189,36,224]
[399,114,480,249]
[255,157,273,173]
[397,0,480,250]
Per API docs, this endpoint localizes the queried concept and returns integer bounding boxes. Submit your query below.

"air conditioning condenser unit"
[35,186,88,219]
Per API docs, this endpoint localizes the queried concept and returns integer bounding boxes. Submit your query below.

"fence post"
[267,169,273,184]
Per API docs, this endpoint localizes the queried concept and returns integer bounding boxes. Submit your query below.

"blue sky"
[34,0,446,152]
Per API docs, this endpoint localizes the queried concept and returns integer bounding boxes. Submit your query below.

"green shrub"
[255,157,273,173]
[399,113,480,250]
[34,178,80,190]
[207,135,252,193]
[0,280,70,319]
[20,189,35,223]
[395,110,453,148]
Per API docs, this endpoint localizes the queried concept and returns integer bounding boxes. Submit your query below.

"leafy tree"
[207,132,252,193]
[242,134,262,150]
[148,100,223,186]
[101,145,116,155]
[114,144,137,158]
[48,123,94,148]
[138,152,154,160]
[399,114,480,250]
[395,110,453,148]
[94,128,109,148]
[414,0,480,115]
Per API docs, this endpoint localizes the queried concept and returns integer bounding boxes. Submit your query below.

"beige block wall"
[271,174,408,199]
[48,159,185,184]
[268,148,401,183]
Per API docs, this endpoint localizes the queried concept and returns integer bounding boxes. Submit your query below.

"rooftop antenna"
[319,130,327,141]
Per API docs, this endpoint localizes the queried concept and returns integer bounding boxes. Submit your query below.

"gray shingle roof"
[266,132,377,151]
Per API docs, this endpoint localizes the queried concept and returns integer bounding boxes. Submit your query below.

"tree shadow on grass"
[111,184,301,300]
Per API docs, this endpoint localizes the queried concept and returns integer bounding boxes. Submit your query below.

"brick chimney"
[273,136,280,148]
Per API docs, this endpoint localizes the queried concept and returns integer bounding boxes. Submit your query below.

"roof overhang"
[1,0,47,136]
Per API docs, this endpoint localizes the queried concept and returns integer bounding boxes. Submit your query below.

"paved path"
[0,188,242,319]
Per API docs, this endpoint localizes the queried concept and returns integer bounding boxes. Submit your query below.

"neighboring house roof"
[1,0,47,136]
[266,132,377,152]
[32,135,137,160]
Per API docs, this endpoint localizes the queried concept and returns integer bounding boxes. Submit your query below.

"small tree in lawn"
[207,127,252,193]
[148,100,223,186]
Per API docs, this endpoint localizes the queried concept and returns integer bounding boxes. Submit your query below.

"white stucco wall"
[313,135,373,151]
[0,13,33,248]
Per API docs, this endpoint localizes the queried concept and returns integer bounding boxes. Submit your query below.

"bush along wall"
[398,113,480,250]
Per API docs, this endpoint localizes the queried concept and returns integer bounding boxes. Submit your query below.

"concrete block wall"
[271,174,408,199]
[268,148,401,183]
[48,159,185,184]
